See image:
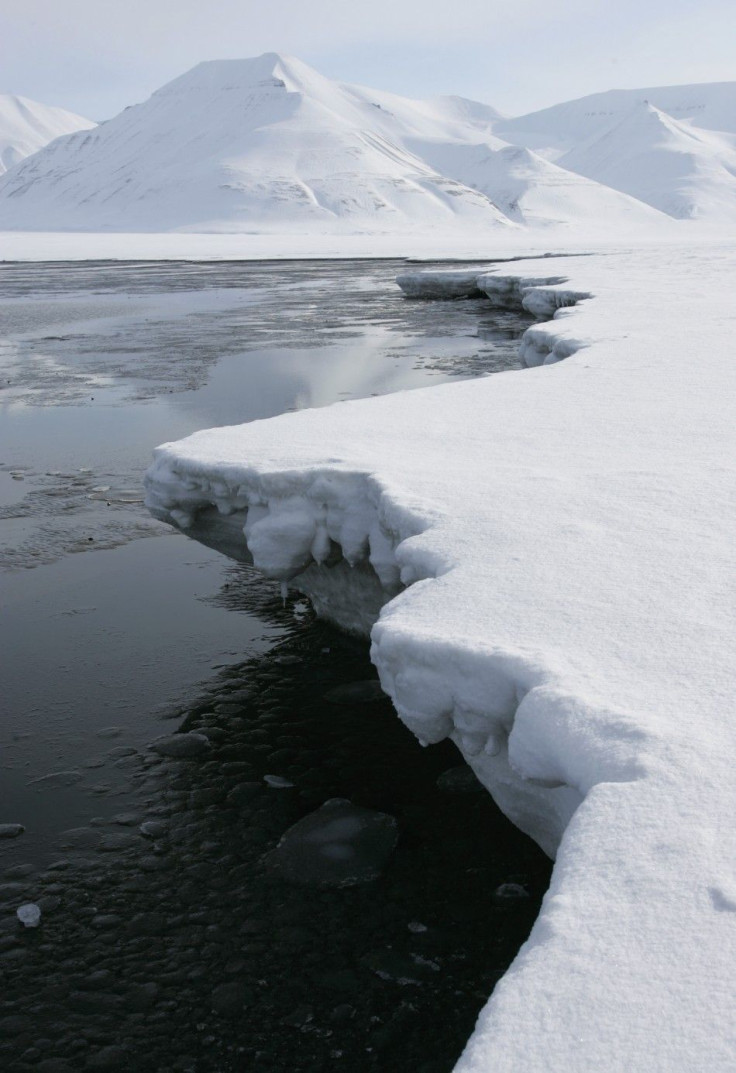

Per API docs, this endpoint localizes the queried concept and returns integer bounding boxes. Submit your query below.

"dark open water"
[0,259,550,1072]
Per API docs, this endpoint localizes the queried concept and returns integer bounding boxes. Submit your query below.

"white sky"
[2,0,734,120]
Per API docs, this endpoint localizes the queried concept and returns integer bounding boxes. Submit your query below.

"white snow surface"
[0,229,563,262]
[145,242,736,1070]
[0,94,94,175]
[0,53,667,235]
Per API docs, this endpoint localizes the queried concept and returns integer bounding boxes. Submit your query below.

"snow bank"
[145,243,736,1071]
[398,267,591,366]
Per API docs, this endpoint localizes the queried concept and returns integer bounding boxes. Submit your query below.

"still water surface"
[0,259,549,1072]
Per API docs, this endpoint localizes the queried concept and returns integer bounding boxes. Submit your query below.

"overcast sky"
[2,0,734,120]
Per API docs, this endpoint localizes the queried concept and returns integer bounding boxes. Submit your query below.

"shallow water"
[0,259,548,1072]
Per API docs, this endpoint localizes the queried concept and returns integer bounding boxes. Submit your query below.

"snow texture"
[146,243,736,1071]
[0,94,94,176]
[497,80,736,152]
[0,53,667,235]
[558,102,736,221]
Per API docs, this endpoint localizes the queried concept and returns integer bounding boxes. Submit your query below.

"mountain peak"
[157,53,324,98]
[0,92,94,174]
[557,94,736,220]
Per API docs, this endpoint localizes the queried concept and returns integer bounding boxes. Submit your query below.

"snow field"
[146,242,736,1070]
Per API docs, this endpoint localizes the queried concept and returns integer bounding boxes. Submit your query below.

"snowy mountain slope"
[340,80,666,230]
[0,55,513,233]
[0,94,94,175]
[496,81,736,157]
[0,54,667,234]
[558,103,736,220]
[406,139,668,228]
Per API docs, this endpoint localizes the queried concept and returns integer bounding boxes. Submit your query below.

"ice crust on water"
[145,245,736,1071]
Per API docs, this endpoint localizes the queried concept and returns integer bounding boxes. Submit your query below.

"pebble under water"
[1,259,551,1071]
[0,572,551,1072]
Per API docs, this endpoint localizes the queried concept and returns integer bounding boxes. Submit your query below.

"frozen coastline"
[145,244,736,1071]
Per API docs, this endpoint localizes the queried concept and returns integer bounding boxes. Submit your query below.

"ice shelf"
[146,244,736,1072]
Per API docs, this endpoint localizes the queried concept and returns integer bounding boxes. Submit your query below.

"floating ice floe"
[16,903,41,928]
[145,244,736,1072]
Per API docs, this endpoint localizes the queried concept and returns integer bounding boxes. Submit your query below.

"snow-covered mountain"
[0,54,665,234]
[0,56,511,233]
[558,102,736,221]
[409,139,667,229]
[0,94,94,175]
[496,81,736,158]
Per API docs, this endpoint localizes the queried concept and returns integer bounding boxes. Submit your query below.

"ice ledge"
[398,266,592,366]
[145,269,596,854]
[145,246,736,1072]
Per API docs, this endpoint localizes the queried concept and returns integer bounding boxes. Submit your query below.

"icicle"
[484,734,502,757]
[280,581,288,606]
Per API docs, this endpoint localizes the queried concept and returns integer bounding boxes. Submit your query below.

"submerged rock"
[435,766,485,794]
[210,981,251,1016]
[0,824,25,839]
[28,770,84,789]
[493,881,530,903]
[263,774,294,789]
[361,947,440,986]
[266,799,398,888]
[139,820,167,839]
[323,680,386,704]
[149,733,210,759]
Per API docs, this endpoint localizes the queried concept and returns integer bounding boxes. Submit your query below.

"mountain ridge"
[557,100,736,220]
[0,93,94,175]
[3,55,729,233]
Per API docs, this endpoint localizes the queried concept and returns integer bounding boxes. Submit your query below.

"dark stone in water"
[210,981,251,1016]
[112,812,141,827]
[28,770,84,789]
[493,881,530,904]
[4,863,34,878]
[361,948,440,986]
[266,799,398,888]
[96,831,140,853]
[59,827,102,850]
[226,782,262,806]
[139,820,167,839]
[0,824,25,839]
[85,1045,129,1070]
[37,895,62,914]
[150,733,210,759]
[281,1004,314,1028]
[323,680,386,704]
[436,765,485,794]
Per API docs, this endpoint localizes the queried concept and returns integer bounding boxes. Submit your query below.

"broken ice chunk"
[263,774,295,789]
[17,903,41,928]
